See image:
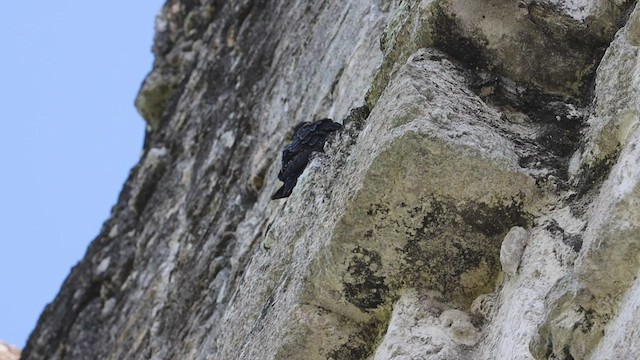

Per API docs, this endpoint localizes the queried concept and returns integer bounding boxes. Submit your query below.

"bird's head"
[286,121,308,141]
[317,118,342,132]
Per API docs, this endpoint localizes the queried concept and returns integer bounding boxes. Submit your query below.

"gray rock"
[20,0,640,359]
[530,4,640,359]
[500,226,529,276]
[373,290,474,360]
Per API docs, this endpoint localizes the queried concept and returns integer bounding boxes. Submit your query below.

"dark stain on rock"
[328,320,382,360]
[400,196,528,301]
[428,2,624,185]
[344,247,389,310]
[562,344,576,360]
[471,74,587,181]
[459,194,529,237]
[544,219,583,252]
[433,1,617,99]
[432,9,491,71]
[404,200,475,284]
[133,160,168,216]
[529,101,586,171]
[575,151,620,199]
[367,203,390,217]
[546,218,564,233]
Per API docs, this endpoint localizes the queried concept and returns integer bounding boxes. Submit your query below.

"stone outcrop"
[0,341,20,360]
[22,0,640,359]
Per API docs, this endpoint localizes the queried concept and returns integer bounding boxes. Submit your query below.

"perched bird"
[272,118,342,200]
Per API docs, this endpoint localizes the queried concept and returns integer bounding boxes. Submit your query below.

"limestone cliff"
[22,0,640,359]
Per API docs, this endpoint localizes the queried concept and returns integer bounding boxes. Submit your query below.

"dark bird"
[272,118,342,200]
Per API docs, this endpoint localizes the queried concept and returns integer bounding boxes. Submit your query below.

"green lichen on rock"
[331,132,536,311]
[135,67,179,131]
[366,0,438,108]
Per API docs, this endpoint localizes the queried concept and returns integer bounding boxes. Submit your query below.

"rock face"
[22,0,640,359]
[0,341,20,360]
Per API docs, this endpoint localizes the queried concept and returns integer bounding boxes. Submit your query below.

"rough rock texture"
[500,226,529,276]
[22,0,640,359]
[0,341,20,360]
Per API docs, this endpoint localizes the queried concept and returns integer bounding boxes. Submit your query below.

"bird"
[272,118,342,200]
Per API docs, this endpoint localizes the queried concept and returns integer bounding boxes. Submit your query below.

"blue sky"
[0,1,164,347]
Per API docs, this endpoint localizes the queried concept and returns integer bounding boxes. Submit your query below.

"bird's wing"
[281,143,296,164]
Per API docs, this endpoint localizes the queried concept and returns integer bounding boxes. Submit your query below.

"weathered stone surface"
[500,226,529,275]
[0,341,20,360]
[372,290,477,359]
[590,272,640,358]
[529,3,640,359]
[368,0,634,106]
[23,1,400,359]
[213,48,542,359]
[21,0,640,359]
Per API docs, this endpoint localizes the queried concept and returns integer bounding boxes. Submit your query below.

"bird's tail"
[271,179,297,200]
